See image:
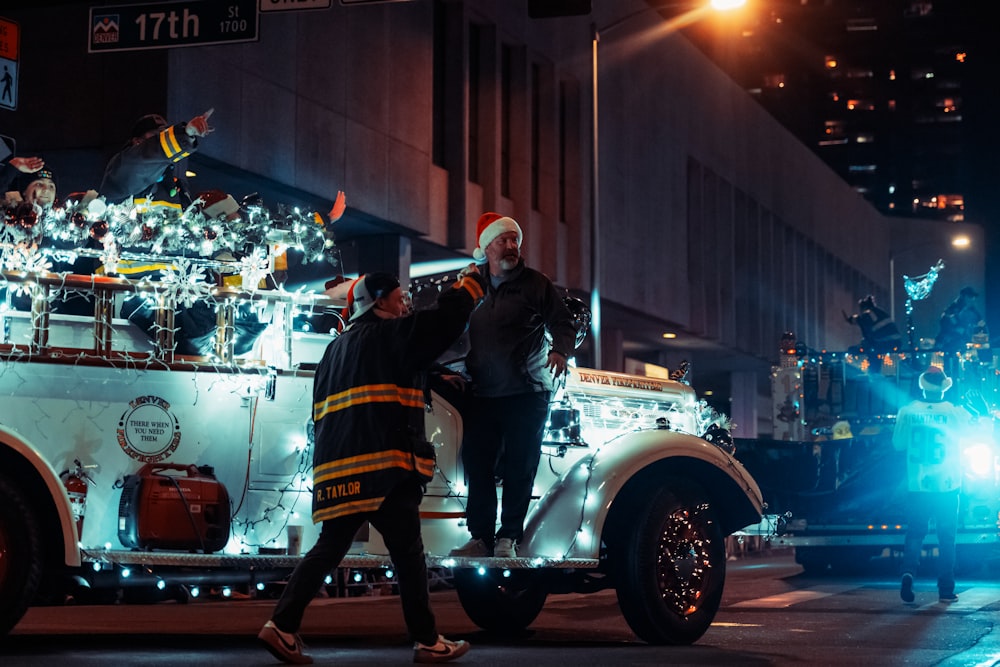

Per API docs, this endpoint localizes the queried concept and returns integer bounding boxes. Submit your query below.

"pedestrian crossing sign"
[0,18,19,111]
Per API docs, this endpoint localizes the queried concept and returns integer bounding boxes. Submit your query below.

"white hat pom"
[473,247,486,261]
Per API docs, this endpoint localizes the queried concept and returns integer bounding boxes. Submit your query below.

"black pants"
[901,489,959,596]
[461,391,550,543]
[271,478,438,645]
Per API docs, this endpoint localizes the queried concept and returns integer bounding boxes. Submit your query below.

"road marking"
[730,585,858,608]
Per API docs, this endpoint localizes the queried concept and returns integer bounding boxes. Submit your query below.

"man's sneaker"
[900,572,914,603]
[493,537,517,558]
[939,592,959,603]
[449,538,491,557]
[257,620,313,665]
[413,635,471,663]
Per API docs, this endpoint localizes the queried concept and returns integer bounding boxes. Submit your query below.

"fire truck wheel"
[612,479,726,645]
[453,567,548,632]
[0,473,43,636]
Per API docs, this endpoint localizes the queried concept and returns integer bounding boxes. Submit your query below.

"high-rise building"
[682,0,971,223]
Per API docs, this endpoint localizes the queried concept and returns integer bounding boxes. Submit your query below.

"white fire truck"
[0,264,764,646]
[736,337,1000,574]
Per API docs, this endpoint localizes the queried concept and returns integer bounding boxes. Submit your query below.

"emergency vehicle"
[735,335,1000,574]
[0,261,764,646]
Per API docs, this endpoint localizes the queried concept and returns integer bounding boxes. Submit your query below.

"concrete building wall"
[158,1,896,359]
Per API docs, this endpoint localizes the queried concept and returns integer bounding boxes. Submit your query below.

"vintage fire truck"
[0,240,764,645]
[735,334,1000,574]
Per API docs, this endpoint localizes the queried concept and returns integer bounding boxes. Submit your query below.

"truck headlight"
[963,443,994,478]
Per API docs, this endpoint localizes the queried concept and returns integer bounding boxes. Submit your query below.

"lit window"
[824,120,845,137]
[847,68,874,79]
[825,56,838,69]
[764,73,786,88]
[956,51,967,63]
[889,69,896,80]
[846,18,878,32]
[848,164,877,173]
[888,184,896,194]
[888,99,897,110]
[846,99,875,111]
[856,134,875,143]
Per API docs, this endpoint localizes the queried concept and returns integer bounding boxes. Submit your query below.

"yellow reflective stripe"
[456,275,484,300]
[134,198,183,211]
[314,449,413,483]
[414,456,435,479]
[313,497,384,522]
[313,384,424,421]
[171,150,191,164]
[159,126,183,157]
[111,261,178,275]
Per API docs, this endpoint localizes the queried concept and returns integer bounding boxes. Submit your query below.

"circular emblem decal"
[116,395,181,462]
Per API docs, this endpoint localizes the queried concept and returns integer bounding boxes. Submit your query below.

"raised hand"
[328,190,346,222]
[9,156,44,173]
[186,108,215,138]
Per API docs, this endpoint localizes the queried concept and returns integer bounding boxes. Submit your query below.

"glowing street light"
[589,1,745,368]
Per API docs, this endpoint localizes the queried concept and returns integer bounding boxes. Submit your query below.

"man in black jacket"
[259,269,484,665]
[450,213,576,559]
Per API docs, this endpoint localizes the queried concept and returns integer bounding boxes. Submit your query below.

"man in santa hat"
[450,212,576,559]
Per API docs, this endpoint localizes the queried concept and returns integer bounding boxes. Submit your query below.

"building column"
[729,370,759,439]
[352,234,412,285]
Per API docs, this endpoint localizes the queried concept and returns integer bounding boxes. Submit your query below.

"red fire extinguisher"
[60,459,95,540]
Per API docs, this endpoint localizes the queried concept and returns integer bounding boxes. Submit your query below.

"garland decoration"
[0,193,340,283]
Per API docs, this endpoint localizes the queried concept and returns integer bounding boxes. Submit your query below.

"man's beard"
[499,254,519,271]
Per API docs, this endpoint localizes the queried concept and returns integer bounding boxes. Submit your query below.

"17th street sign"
[89,0,258,53]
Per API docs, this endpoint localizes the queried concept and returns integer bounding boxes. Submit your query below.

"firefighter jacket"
[99,122,198,207]
[310,273,486,523]
[97,123,201,280]
[465,259,577,398]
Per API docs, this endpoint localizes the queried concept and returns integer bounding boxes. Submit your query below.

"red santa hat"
[472,212,522,261]
[918,366,953,393]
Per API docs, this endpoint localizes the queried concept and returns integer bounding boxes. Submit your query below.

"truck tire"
[453,568,548,633]
[0,474,43,636]
[612,480,726,645]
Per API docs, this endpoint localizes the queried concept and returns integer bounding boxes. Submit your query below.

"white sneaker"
[414,634,471,663]
[448,538,491,557]
[257,620,313,664]
[493,537,517,558]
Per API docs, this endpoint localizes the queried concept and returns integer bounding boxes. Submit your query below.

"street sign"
[0,17,19,111]
[88,0,259,53]
[260,0,331,12]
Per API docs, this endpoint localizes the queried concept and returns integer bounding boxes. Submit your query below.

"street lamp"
[589,1,744,369]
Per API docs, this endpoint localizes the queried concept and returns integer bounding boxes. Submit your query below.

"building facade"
[3,0,983,436]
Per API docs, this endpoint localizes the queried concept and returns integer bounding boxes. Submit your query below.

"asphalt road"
[5,550,1000,666]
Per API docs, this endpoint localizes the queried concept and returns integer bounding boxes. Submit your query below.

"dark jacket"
[465,259,576,397]
[99,122,199,206]
[310,273,485,523]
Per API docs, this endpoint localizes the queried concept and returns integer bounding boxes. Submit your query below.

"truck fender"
[0,425,81,567]
[521,429,764,560]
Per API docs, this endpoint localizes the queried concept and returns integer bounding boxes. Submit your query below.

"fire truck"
[0,222,764,645]
[735,334,1000,574]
